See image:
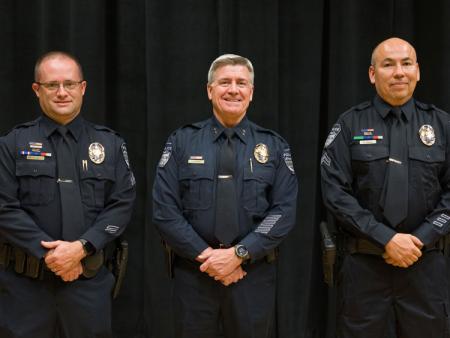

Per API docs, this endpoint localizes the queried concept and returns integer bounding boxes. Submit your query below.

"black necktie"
[214,129,239,246]
[381,107,408,226]
[55,126,85,240]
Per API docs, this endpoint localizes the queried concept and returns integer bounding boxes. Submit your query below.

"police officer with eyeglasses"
[0,51,135,337]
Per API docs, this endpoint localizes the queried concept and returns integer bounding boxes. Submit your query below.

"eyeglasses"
[36,81,84,91]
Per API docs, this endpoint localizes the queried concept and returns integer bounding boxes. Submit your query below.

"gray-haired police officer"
[321,37,450,337]
[0,51,136,337]
[153,54,298,338]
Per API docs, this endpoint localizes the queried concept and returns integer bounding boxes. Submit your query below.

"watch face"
[236,245,248,258]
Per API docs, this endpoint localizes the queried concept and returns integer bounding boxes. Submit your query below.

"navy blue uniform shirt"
[0,115,136,258]
[321,95,450,247]
[153,116,298,262]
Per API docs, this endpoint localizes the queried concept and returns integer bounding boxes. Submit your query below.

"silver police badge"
[418,125,435,146]
[88,143,105,164]
[254,143,269,164]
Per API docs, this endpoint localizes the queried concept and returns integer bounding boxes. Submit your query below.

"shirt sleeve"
[81,136,136,251]
[0,134,54,258]
[413,120,450,246]
[152,134,210,260]
[320,119,396,246]
[239,141,298,262]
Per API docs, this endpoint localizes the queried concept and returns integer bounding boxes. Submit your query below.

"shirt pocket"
[350,145,389,200]
[409,146,445,207]
[242,165,274,213]
[179,165,214,210]
[80,165,115,209]
[16,161,56,206]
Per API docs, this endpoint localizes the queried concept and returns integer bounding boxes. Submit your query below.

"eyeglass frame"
[34,80,85,91]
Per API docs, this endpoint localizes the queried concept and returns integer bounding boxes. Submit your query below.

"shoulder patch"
[121,143,131,169]
[158,142,172,168]
[282,148,295,174]
[324,124,341,148]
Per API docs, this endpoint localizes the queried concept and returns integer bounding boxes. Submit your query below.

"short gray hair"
[207,54,254,85]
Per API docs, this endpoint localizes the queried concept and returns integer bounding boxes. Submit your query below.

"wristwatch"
[78,239,95,256]
[234,244,250,261]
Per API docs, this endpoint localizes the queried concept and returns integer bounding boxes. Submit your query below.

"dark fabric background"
[1,1,450,337]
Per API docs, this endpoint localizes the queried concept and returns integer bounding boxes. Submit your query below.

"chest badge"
[89,143,105,164]
[418,125,435,146]
[254,143,269,164]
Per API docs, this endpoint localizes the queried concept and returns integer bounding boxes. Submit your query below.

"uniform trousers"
[173,256,277,338]
[0,266,115,338]
[337,250,450,338]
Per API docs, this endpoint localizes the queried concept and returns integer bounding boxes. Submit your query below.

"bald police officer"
[0,51,136,337]
[153,54,298,338]
[321,38,450,337]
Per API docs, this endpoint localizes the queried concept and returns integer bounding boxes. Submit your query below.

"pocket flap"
[409,146,445,163]
[179,165,214,180]
[16,161,56,177]
[351,145,389,161]
[80,164,115,181]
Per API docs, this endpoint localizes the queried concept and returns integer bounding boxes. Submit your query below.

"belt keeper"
[14,248,26,274]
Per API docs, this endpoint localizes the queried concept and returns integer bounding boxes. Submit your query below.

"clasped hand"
[196,247,246,286]
[41,240,86,282]
[383,233,423,268]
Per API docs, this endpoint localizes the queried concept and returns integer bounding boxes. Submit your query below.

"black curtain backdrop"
[2,1,450,337]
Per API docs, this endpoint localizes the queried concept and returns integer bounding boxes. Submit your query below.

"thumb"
[410,236,423,248]
[199,260,210,273]
[41,240,60,249]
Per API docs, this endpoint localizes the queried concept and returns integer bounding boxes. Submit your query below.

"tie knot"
[391,107,403,120]
[57,126,68,137]
[224,128,234,140]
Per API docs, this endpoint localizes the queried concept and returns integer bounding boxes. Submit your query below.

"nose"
[228,81,238,93]
[56,84,69,96]
[392,63,405,78]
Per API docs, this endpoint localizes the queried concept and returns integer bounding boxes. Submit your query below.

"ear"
[249,85,254,102]
[207,83,213,100]
[368,65,376,85]
[31,83,40,98]
[80,81,87,96]
[416,63,420,82]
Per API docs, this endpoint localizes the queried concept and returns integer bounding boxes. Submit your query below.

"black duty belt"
[346,237,445,256]
[0,242,104,280]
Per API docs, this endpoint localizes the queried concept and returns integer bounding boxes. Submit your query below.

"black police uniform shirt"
[0,114,136,258]
[153,116,298,262]
[321,95,450,247]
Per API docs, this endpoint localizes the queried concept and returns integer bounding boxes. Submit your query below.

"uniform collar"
[373,95,415,122]
[41,114,84,142]
[210,115,249,144]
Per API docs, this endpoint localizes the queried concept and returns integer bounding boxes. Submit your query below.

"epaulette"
[354,101,371,111]
[92,123,120,136]
[3,118,39,136]
[339,101,371,119]
[251,121,287,143]
[415,100,449,116]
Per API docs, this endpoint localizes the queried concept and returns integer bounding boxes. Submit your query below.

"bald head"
[371,37,417,66]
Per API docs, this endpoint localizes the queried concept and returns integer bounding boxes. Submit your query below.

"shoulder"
[339,100,372,120]
[167,118,211,139]
[415,100,449,118]
[83,120,127,145]
[2,118,39,137]
[249,120,289,146]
